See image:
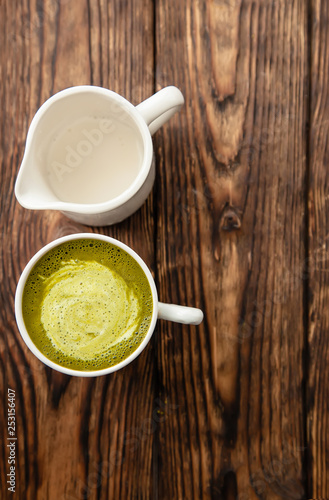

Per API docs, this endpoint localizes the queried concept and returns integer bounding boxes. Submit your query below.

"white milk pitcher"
[15,85,184,226]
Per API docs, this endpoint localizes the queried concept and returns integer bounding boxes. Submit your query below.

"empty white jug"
[15,85,184,226]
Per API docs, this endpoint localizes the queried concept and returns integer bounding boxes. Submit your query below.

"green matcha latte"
[22,239,153,371]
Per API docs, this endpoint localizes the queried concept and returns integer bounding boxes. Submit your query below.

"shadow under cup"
[15,235,158,377]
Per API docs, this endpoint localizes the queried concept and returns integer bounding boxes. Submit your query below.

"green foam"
[22,239,153,371]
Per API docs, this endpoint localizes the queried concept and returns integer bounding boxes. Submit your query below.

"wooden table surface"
[1,0,328,499]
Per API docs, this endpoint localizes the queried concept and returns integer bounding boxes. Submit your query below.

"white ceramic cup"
[15,233,203,377]
[15,85,184,226]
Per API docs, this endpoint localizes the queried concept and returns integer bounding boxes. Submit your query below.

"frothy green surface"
[22,239,153,371]
[41,259,141,358]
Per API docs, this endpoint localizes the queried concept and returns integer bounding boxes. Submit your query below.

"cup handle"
[136,86,184,135]
[158,302,204,325]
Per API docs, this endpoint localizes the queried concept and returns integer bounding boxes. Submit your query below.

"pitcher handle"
[136,86,184,135]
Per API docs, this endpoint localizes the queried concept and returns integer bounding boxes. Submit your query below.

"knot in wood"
[220,207,241,232]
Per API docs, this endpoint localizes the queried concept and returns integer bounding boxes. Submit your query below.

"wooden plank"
[0,1,155,499]
[307,0,329,497]
[155,0,308,498]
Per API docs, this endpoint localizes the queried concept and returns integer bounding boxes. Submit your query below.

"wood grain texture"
[1,0,329,499]
[155,0,308,498]
[0,1,155,499]
[308,0,329,497]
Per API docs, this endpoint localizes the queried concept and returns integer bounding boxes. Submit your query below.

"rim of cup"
[15,233,159,377]
[21,86,154,214]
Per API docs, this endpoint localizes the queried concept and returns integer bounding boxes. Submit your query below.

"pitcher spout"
[15,152,61,211]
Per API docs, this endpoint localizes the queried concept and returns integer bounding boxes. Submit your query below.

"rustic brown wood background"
[0,0,328,498]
